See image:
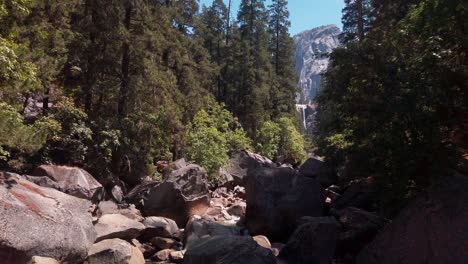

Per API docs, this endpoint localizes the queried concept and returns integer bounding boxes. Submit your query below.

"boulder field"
[0,152,467,263]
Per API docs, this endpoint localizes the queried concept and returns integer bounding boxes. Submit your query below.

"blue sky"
[198,0,344,35]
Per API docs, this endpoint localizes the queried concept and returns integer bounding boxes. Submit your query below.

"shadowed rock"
[218,150,275,189]
[279,217,339,264]
[246,166,325,241]
[142,164,211,226]
[183,235,276,264]
[356,174,468,264]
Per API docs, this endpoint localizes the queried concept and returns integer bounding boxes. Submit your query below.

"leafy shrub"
[186,98,251,179]
[40,98,92,165]
[0,102,59,171]
[256,117,307,165]
[255,120,281,159]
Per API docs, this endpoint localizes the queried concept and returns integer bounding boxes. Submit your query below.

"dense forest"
[0,0,305,186]
[0,0,467,263]
[0,0,466,214]
[316,0,466,215]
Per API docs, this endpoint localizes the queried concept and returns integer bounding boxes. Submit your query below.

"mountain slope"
[294,25,341,102]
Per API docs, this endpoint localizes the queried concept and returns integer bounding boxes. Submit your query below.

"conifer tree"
[234,0,272,137]
[340,0,373,43]
[268,0,297,119]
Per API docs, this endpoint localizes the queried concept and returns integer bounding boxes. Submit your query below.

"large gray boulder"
[141,164,211,226]
[331,207,387,258]
[141,216,181,241]
[182,235,276,264]
[95,214,145,242]
[279,217,339,264]
[85,238,145,264]
[299,157,336,187]
[0,172,96,264]
[356,174,468,264]
[184,215,244,249]
[332,177,378,211]
[96,201,144,222]
[246,166,325,241]
[31,165,104,200]
[218,150,275,189]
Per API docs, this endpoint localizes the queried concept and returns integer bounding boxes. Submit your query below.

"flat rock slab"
[85,238,145,264]
[32,165,103,200]
[95,213,145,242]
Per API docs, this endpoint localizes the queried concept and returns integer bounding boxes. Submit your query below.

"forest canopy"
[0,0,305,185]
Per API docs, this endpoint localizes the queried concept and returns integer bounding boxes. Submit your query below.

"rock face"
[332,177,378,211]
[184,216,244,249]
[332,207,387,257]
[246,166,325,241]
[356,174,468,264]
[279,217,339,264]
[94,214,145,242]
[141,164,211,226]
[96,201,144,222]
[28,256,60,264]
[0,172,96,264]
[218,150,275,189]
[182,235,276,264]
[299,157,336,186]
[294,25,341,101]
[32,165,104,200]
[85,239,145,264]
[141,216,181,240]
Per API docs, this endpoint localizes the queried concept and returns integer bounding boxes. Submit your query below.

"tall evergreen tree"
[233,0,272,137]
[196,0,228,99]
[340,0,373,43]
[268,0,297,119]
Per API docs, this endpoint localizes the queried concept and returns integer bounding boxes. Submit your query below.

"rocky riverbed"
[1,150,467,264]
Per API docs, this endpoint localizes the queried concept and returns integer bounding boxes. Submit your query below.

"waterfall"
[296,104,307,129]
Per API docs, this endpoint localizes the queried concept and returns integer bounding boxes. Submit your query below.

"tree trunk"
[226,0,232,45]
[357,0,365,41]
[118,1,132,120]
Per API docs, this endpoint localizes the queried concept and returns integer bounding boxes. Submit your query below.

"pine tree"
[340,0,373,43]
[196,0,228,99]
[268,0,297,119]
[233,0,272,137]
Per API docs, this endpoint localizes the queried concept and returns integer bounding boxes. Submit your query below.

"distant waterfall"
[296,104,307,129]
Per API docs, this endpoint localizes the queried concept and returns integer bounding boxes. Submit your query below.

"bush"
[255,121,281,160]
[0,102,59,171]
[40,98,92,165]
[186,99,251,179]
[255,117,307,166]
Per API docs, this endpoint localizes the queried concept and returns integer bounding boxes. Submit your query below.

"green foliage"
[256,117,306,165]
[0,37,40,103]
[255,120,281,159]
[277,117,307,165]
[316,0,466,215]
[186,98,251,178]
[0,0,300,187]
[0,102,58,170]
[40,99,92,165]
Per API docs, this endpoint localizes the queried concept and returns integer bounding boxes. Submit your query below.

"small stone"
[226,202,246,217]
[153,249,173,261]
[150,237,177,250]
[253,235,272,249]
[28,256,60,264]
[170,251,184,263]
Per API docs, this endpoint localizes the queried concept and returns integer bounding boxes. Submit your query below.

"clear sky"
[198,0,344,35]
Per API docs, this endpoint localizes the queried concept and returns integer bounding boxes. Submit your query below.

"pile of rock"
[1,152,467,264]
